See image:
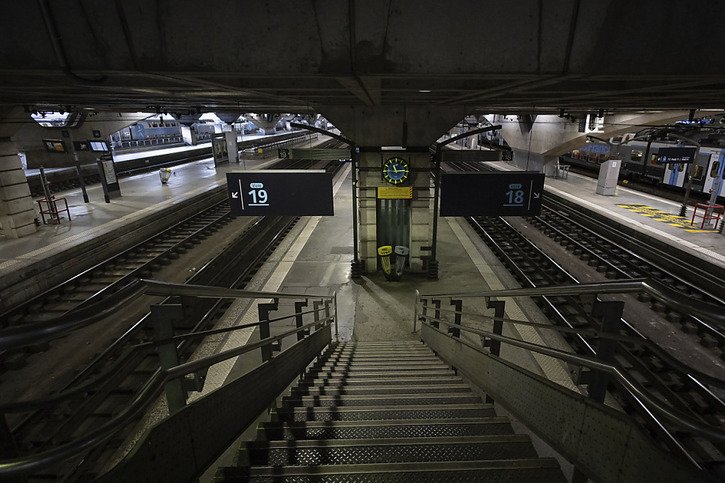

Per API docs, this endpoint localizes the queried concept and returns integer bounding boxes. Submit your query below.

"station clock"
[382,157,410,185]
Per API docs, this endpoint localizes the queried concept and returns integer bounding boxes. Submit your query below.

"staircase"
[217,341,566,482]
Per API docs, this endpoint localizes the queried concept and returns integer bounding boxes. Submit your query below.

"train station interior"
[0,1,724,482]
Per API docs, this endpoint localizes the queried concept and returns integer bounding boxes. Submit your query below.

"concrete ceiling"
[1,0,724,115]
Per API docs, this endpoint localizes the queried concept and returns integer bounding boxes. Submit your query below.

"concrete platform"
[486,161,725,269]
[0,137,329,278]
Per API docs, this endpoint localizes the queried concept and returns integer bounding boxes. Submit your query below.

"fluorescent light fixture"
[418,89,432,93]
[381,146,406,151]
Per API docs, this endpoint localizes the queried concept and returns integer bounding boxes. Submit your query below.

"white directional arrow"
[231,192,239,199]
[533,192,540,199]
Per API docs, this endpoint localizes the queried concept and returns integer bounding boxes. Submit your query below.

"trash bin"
[393,245,409,280]
[159,168,172,184]
[377,245,393,280]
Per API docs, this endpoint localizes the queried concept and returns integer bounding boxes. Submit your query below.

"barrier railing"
[0,280,337,480]
[415,278,724,483]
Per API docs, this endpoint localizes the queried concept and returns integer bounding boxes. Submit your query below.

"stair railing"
[414,278,724,483]
[0,280,337,481]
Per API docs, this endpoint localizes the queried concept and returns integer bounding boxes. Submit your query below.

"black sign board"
[440,172,545,216]
[227,170,334,216]
[212,133,229,166]
[96,156,121,202]
[655,147,696,164]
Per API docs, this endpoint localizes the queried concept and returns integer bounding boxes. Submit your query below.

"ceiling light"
[418,89,432,93]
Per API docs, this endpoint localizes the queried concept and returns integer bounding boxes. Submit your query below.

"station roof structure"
[1,0,724,115]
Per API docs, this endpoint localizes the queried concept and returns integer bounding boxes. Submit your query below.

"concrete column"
[356,151,433,273]
[0,140,37,238]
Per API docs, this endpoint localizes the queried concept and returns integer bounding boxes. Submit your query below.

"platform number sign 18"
[505,183,525,207]
[247,182,269,207]
[439,172,545,217]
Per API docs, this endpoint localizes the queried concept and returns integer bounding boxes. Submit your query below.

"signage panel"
[227,170,334,216]
[212,133,229,166]
[440,172,544,216]
[377,186,413,199]
[655,147,696,164]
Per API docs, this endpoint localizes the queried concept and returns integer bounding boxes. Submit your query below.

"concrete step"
[272,403,496,422]
[310,369,456,379]
[302,376,465,386]
[221,459,566,482]
[283,393,482,408]
[258,417,514,441]
[242,434,537,466]
[317,363,449,372]
[291,384,473,396]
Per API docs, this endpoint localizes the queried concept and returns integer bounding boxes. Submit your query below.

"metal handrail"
[0,279,334,352]
[420,278,725,327]
[0,318,331,477]
[419,315,725,443]
[0,307,331,412]
[420,305,725,389]
[0,282,336,477]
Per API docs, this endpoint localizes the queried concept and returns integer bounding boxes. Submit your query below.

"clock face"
[382,157,410,185]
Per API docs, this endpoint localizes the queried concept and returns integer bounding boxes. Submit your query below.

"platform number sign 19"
[246,182,269,207]
[227,171,334,216]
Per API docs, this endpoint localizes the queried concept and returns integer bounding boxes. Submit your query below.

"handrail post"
[413,290,420,333]
[484,299,505,404]
[312,300,322,328]
[333,292,339,341]
[150,304,186,415]
[432,299,441,329]
[258,298,279,363]
[294,300,309,341]
[588,299,623,403]
[486,300,505,358]
[449,299,463,338]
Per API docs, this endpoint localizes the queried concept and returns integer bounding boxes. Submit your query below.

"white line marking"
[238,179,244,210]
[446,217,581,391]
[545,183,725,266]
[194,163,352,395]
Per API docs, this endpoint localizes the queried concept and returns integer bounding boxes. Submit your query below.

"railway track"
[440,160,725,469]
[530,199,725,354]
[467,215,725,470]
[0,149,346,480]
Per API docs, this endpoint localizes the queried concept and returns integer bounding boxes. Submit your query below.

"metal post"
[449,299,462,338]
[482,299,505,404]
[486,300,505,357]
[412,289,420,333]
[432,299,441,329]
[294,300,308,341]
[312,300,321,327]
[429,150,441,279]
[588,299,623,403]
[333,292,339,341]
[351,145,362,277]
[150,304,186,415]
[258,298,279,362]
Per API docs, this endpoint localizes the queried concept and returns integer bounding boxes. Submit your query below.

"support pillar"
[0,140,37,238]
